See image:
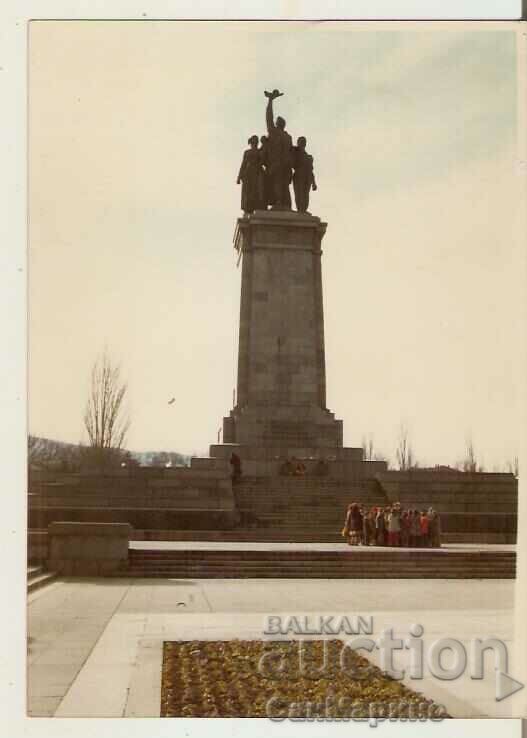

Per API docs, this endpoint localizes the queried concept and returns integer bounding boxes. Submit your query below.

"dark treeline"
[28,435,190,472]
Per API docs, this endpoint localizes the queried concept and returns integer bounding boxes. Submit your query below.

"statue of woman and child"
[236,89,317,215]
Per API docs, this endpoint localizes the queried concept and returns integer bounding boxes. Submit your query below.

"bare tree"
[505,455,519,478]
[362,433,389,465]
[28,435,84,471]
[395,423,417,471]
[83,350,130,461]
[28,435,50,467]
[28,434,66,468]
[361,434,375,461]
[460,435,484,473]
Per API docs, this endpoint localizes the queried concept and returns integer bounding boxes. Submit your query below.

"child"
[401,510,410,547]
[387,506,401,547]
[342,503,362,546]
[428,507,442,548]
[408,509,417,547]
[351,503,363,545]
[412,509,422,547]
[375,507,386,546]
[368,507,377,546]
[420,510,430,547]
[341,504,352,544]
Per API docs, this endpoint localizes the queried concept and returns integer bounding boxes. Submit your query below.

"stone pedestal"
[222,210,343,450]
[47,521,131,576]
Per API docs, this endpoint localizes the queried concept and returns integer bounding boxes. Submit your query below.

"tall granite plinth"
[223,210,342,450]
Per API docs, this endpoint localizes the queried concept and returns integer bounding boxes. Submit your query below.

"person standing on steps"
[342,503,362,546]
[428,507,442,548]
[401,509,410,547]
[387,505,401,547]
[362,505,371,546]
[375,506,386,546]
[230,452,242,485]
[420,510,430,547]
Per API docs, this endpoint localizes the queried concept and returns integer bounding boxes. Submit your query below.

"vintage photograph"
[27,20,524,720]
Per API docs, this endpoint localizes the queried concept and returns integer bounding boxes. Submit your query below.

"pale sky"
[29,21,523,468]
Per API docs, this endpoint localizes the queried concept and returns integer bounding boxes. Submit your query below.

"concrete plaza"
[28,571,516,719]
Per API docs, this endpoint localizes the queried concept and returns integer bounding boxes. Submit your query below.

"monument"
[222,90,358,473]
[28,89,518,554]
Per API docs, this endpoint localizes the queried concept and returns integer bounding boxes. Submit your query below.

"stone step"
[236,496,384,505]
[122,566,514,579]
[124,572,510,580]
[125,561,514,570]
[134,531,351,542]
[123,548,515,579]
[129,547,515,557]
[129,550,515,558]
[27,569,57,593]
[125,565,514,576]
[126,558,512,565]
[130,528,515,544]
[129,558,514,568]
[443,532,515,544]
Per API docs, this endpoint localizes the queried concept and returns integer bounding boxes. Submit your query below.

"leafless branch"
[83,349,130,454]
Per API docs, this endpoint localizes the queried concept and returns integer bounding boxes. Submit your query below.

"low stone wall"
[28,465,518,544]
[31,507,240,531]
[28,466,238,532]
[209,444,365,462]
[193,455,387,478]
[28,529,48,562]
[440,512,516,534]
[47,521,131,576]
[377,470,517,513]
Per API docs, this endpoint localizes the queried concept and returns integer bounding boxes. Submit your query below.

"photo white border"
[1,2,524,737]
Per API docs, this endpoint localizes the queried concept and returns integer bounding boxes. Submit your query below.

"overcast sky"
[29,21,523,468]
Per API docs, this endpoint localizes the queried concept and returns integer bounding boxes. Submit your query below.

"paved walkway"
[28,576,517,719]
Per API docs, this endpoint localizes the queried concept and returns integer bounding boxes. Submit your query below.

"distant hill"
[28,435,85,471]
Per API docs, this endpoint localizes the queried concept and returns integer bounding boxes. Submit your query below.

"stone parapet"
[223,406,343,449]
[209,443,364,462]
[30,467,238,534]
[47,521,131,576]
[376,470,518,512]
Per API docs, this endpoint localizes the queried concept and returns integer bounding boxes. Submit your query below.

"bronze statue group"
[342,502,442,548]
[237,89,317,215]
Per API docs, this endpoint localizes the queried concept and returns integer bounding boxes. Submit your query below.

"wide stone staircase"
[128,475,515,544]
[28,470,518,550]
[122,547,516,579]
[128,476,388,543]
[235,475,386,538]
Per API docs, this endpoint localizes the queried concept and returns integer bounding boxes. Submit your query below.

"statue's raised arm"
[261,89,292,210]
[264,89,283,134]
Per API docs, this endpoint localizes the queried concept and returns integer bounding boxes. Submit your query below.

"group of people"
[236,89,317,215]
[342,503,442,548]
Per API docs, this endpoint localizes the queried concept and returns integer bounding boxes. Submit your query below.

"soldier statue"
[236,89,319,215]
[264,89,293,210]
[293,136,317,213]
